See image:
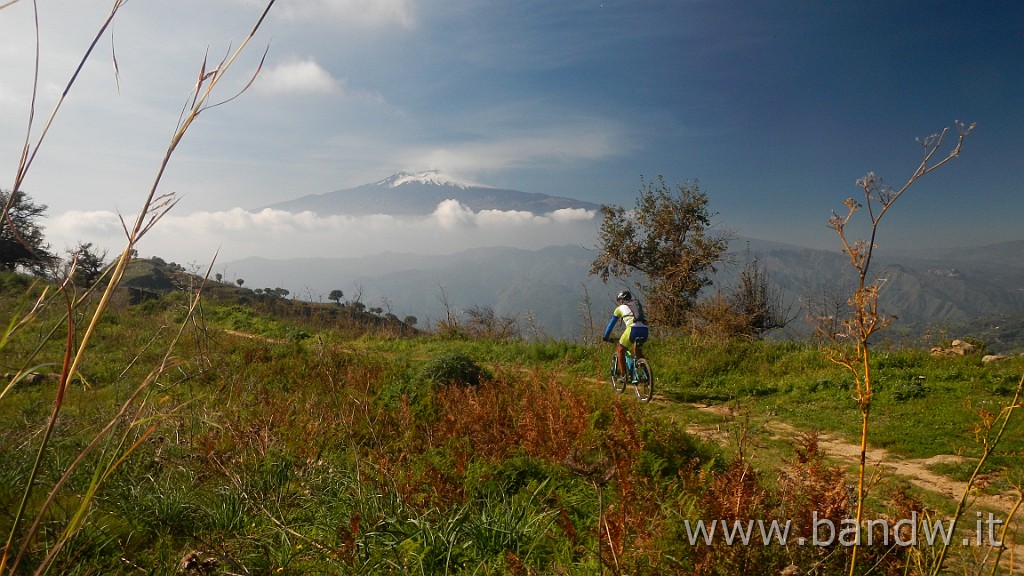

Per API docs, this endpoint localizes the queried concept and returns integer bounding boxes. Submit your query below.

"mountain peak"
[257,171,600,216]
[376,170,484,189]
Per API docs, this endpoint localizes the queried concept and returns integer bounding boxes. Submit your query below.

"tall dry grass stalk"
[0,1,277,573]
[822,120,972,575]
[930,373,1024,575]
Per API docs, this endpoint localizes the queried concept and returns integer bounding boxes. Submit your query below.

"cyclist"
[602,290,649,382]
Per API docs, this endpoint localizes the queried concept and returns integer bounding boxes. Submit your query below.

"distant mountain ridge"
[236,172,1024,348]
[256,170,600,216]
[725,239,1024,341]
[225,238,1024,350]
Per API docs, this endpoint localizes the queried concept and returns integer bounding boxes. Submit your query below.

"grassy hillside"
[2,268,1023,575]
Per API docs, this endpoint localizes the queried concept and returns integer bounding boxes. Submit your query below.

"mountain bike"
[608,344,653,402]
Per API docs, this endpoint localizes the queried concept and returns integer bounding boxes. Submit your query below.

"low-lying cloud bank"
[47,201,598,264]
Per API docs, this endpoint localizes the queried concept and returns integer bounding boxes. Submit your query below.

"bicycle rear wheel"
[609,354,626,393]
[634,358,653,402]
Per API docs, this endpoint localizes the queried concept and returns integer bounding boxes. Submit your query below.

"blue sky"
[1,0,1020,263]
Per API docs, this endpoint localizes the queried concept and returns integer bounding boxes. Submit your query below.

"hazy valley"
[212,172,1024,349]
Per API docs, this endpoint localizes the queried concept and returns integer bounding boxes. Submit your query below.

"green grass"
[3,281,1023,574]
[651,337,1024,462]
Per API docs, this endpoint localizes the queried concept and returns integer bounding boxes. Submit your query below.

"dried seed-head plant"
[821,120,973,576]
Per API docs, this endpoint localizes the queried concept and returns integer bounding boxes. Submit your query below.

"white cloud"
[429,200,597,230]
[0,84,24,109]
[276,0,416,29]
[402,122,626,179]
[549,208,596,223]
[476,209,536,228]
[431,199,477,230]
[48,210,125,248]
[258,59,339,95]
[45,202,597,263]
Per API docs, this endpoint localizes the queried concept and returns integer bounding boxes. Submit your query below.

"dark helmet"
[616,290,633,302]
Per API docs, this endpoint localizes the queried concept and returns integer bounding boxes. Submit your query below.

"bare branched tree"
[728,254,792,338]
[803,280,853,345]
[464,305,520,340]
[577,283,596,344]
[64,242,108,288]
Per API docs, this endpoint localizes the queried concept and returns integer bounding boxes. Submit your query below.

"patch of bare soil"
[223,329,288,344]
[682,401,1024,566]
[685,403,1020,523]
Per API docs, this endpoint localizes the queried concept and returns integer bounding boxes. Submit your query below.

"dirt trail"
[684,402,1020,518]
[223,329,288,344]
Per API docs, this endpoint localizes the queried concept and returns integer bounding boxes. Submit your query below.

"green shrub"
[417,352,490,388]
[892,376,928,401]
[464,453,554,498]
[639,419,723,479]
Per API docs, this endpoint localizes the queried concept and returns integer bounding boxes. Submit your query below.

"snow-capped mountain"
[376,170,480,189]
[255,171,600,216]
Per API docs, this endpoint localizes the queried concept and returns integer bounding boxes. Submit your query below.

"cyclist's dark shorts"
[629,325,649,345]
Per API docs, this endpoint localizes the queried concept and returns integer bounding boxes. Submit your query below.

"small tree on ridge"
[590,176,730,327]
[1,189,56,274]
[329,289,344,305]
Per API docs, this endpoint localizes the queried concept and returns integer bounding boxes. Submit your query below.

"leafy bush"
[892,376,928,401]
[638,419,722,479]
[375,351,489,419]
[417,351,490,388]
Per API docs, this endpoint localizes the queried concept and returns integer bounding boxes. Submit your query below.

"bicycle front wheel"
[634,358,653,402]
[609,354,626,393]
